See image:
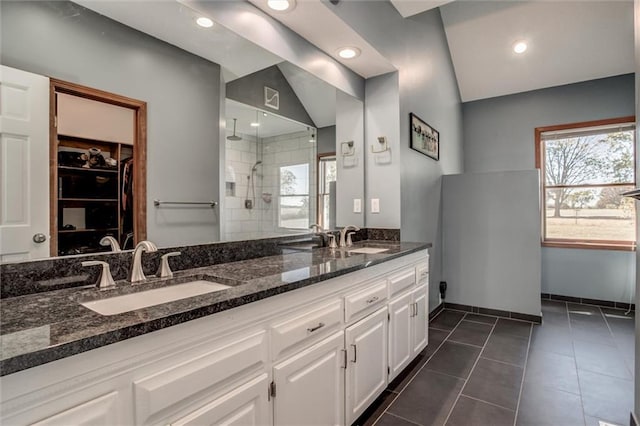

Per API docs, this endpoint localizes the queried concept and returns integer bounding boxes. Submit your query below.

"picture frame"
[409,112,439,161]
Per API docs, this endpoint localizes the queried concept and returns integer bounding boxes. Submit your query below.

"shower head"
[227,118,242,141]
[251,161,263,172]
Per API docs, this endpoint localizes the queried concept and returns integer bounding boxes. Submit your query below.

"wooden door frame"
[49,79,147,254]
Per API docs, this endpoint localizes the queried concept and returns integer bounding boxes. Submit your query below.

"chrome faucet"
[130,240,158,283]
[339,225,360,248]
[100,236,121,252]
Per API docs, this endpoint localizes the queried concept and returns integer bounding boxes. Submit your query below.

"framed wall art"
[410,112,439,161]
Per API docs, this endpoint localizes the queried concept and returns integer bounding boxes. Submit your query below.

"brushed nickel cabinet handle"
[307,322,325,333]
[351,344,357,363]
[366,296,379,304]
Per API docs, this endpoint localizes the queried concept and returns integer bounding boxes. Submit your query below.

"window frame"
[534,116,636,251]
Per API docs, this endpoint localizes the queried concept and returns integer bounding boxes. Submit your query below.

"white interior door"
[0,65,50,261]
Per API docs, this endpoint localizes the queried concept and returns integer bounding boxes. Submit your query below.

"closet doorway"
[50,79,147,256]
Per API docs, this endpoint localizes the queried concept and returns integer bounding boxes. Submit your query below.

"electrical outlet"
[371,198,380,213]
[353,198,362,213]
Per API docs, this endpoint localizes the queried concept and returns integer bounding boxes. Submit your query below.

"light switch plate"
[371,198,380,213]
[353,198,362,213]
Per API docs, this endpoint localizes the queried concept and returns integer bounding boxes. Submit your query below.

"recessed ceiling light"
[267,0,295,12]
[250,122,260,127]
[196,17,214,28]
[513,41,528,54]
[337,47,361,59]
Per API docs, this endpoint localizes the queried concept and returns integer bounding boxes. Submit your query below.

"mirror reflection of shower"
[224,99,317,241]
[245,160,262,209]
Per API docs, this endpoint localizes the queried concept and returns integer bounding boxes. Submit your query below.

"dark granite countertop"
[0,241,429,376]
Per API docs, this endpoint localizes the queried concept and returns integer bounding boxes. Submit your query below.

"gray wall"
[317,126,336,155]
[443,170,542,316]
[336,91,365,228]
[463,74,636,304]
[364,72,402,229]
[226,65,315,128]
[326,3,464,311]
[1,1,222,248]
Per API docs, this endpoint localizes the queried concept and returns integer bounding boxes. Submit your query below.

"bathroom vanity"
[0,242,429,426]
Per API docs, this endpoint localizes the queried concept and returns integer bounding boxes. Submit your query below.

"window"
[317,154,337,229]
[535,116,636,250]
[278,163,310,229]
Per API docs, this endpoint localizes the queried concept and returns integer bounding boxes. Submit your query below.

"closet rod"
[153,199,218,208]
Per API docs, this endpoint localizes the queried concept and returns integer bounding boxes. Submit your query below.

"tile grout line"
[566,301,588,426]
[599,306,635,378]
[479,355,527,369]
[381,412,424,426]
[373,312,469,425]
[512,318,533,426]
[460,394,516,413]
[441,314,499,425]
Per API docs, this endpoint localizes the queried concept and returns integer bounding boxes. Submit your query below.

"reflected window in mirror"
[318,154,337,230]
[279,164,310,229]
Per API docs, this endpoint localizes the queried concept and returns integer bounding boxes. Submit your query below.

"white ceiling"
[247,0,396,78]
[250,0,634,102]
[439,1,635,101]
[75,0,283,83]
[76,0,337,128]
[77,0,635,105]
[389,0,455,18]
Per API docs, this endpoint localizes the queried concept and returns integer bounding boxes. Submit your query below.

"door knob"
[32,233,47,243]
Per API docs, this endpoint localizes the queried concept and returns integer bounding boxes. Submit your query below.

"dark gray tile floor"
[356,301,635,426]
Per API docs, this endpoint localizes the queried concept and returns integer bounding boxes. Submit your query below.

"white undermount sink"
[347,247,390,254]
[81,280,230,316]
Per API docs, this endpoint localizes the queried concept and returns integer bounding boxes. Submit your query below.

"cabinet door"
[273,331,345,426]
[171,374,270,426]
[388,291,413,381]
[412,285,428,355]
[345,306,388,425]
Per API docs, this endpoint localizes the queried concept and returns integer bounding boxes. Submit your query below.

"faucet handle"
[157,252,181,278]
[346,232,355,247]
[325,233,338,249]
[82,261,116,290]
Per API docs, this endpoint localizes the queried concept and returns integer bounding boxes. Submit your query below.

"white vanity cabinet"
[170,373,270,426]
[0,250,429,426]
[273,331,345,426]
[345,306,388,425]
[388,263,429,382]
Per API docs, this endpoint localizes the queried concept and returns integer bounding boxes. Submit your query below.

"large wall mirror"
[0,0,364,262]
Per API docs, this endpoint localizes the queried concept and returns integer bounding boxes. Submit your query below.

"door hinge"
[269,381,276,399]
[387,366,390,376]
[387,312,390,322]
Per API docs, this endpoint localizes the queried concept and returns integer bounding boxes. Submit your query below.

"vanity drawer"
[388,267,416,297]
[344,281,388,323]
[133,330,268,425]
[271,299,343,361]
[416,263,429,285]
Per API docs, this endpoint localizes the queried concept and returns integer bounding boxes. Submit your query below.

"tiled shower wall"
[224,131,316,241]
